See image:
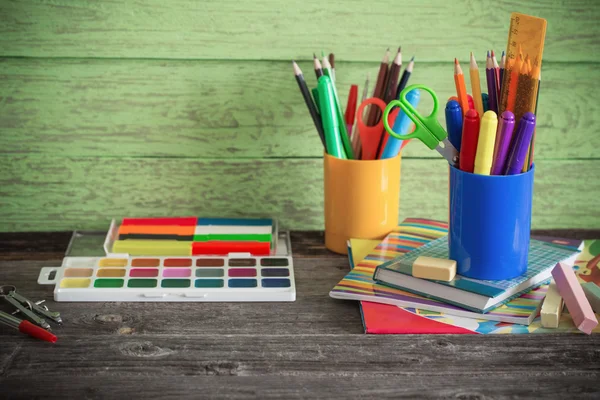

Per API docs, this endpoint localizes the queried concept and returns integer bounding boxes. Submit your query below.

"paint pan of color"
[196,258,225,267]
[195,279,224,288]
[163,268,191,278]
[262,279,291,288]
[261,268,289,277]
[228,279,257,288]
[195,269,224,278]
[260,258,289,267]
[64,268,93,278]
[60,278,91,288]
[98,258,127,267]
[128,279,158,288]
[164,258,192,267]
[229,258,256,267]
[94,279,124,288]
[130,269,159,278]
[97,269,126,278]
[161,279,191,288]
[131,258,160,267]
[229,268,257,277]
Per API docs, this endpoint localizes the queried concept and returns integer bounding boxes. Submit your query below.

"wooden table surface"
[1,230,599,399]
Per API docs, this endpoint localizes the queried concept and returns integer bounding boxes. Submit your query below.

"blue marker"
[380,89,421,159]
[445,100,463,152]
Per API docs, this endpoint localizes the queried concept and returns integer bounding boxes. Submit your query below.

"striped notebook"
[330,218,584,327]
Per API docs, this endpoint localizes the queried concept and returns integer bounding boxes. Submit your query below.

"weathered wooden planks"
[0,156,598,231]
[0,59,598,159]
[0,0,598,61]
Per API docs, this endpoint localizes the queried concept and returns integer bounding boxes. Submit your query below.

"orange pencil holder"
[324,153,401,254]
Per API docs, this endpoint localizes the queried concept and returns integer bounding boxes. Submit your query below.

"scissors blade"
[435,138,459,167]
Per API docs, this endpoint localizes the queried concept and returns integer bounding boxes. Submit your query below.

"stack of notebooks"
[330,218,600,334]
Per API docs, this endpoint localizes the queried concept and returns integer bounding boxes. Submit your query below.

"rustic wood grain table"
[1,230,599,399]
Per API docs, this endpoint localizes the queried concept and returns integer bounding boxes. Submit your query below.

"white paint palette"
[38,232,295,302]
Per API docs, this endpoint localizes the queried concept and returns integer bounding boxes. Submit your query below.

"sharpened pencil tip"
[454,58,458,64]
[502,50,505,56]
[398,46,402,53]
[491,50,495,57]
[410,56,414,62]
[487,50,490,57]
[313,53,317,59]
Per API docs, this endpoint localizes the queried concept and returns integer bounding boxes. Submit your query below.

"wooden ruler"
[499,13,547,116]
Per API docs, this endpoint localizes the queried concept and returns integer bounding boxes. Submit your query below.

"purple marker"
[491,111,516,175]
[504,112,536,175]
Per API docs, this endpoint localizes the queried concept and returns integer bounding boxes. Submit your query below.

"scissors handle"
[383,84,446,150]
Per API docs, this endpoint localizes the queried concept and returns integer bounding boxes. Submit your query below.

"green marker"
[318,75,345,159]
[322,58,354,159]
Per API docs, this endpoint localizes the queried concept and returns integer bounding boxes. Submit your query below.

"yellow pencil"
[469,52,484,117]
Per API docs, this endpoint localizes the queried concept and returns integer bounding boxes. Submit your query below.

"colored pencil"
[485,52,498,114]
[395,56,414,98]
[384,47,402,103]
[351,73,370,158]
[366,48,390,127]
[454,58,470,117]
[469,52,484,117]
[499,50,506,94]
[328,53,336,82]
[491,50,501,111]
[313,54,323,79]
[292,61,326,148]
[377,47,402,156]
[524,70,541,171]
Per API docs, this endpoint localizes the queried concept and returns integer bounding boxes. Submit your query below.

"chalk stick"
[194,225,272,235]
[582,282,600,314]
[540,280,564,328]
[122,217,197,226]
[551,262,598,334]
[197,218,273,226]
[412,256,456,281]
[112,240,192,256]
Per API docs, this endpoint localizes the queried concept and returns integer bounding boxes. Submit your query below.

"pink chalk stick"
[551,262,598,335]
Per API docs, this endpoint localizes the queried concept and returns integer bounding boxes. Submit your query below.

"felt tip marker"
[445,100,463,152]
[491,111,516,175]
[474,111,498,175]
[318,75,346,159]
[505,112,536,175]
[459,109,481,173]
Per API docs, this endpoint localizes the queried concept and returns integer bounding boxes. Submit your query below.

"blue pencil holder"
[448,164,535,280]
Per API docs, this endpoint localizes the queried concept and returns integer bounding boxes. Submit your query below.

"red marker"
[0,310,57,343]
[459,109,481,172]
[344,85,358,136]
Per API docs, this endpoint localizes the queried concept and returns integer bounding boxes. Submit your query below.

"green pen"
[322,57,354,159]
[318,75,346,159]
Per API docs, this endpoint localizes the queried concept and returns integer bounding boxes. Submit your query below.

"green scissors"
[383,84,459,166]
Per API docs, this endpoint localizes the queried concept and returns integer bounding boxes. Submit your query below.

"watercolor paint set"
[37,217,295,302]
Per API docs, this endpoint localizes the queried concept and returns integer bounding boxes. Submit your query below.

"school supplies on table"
[0,310,57,343]
[331,219,567,325]
[110,217,277,256]
[373,236,579,313]
[0,286,60,343]
[38,230,296,302]
[552,262,598,334]
[540,280,564,328]
[382,84,459,166]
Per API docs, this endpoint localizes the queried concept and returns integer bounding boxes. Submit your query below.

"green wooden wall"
[0,0,598,231]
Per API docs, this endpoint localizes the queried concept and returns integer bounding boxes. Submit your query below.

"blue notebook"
[373,236,579,313]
